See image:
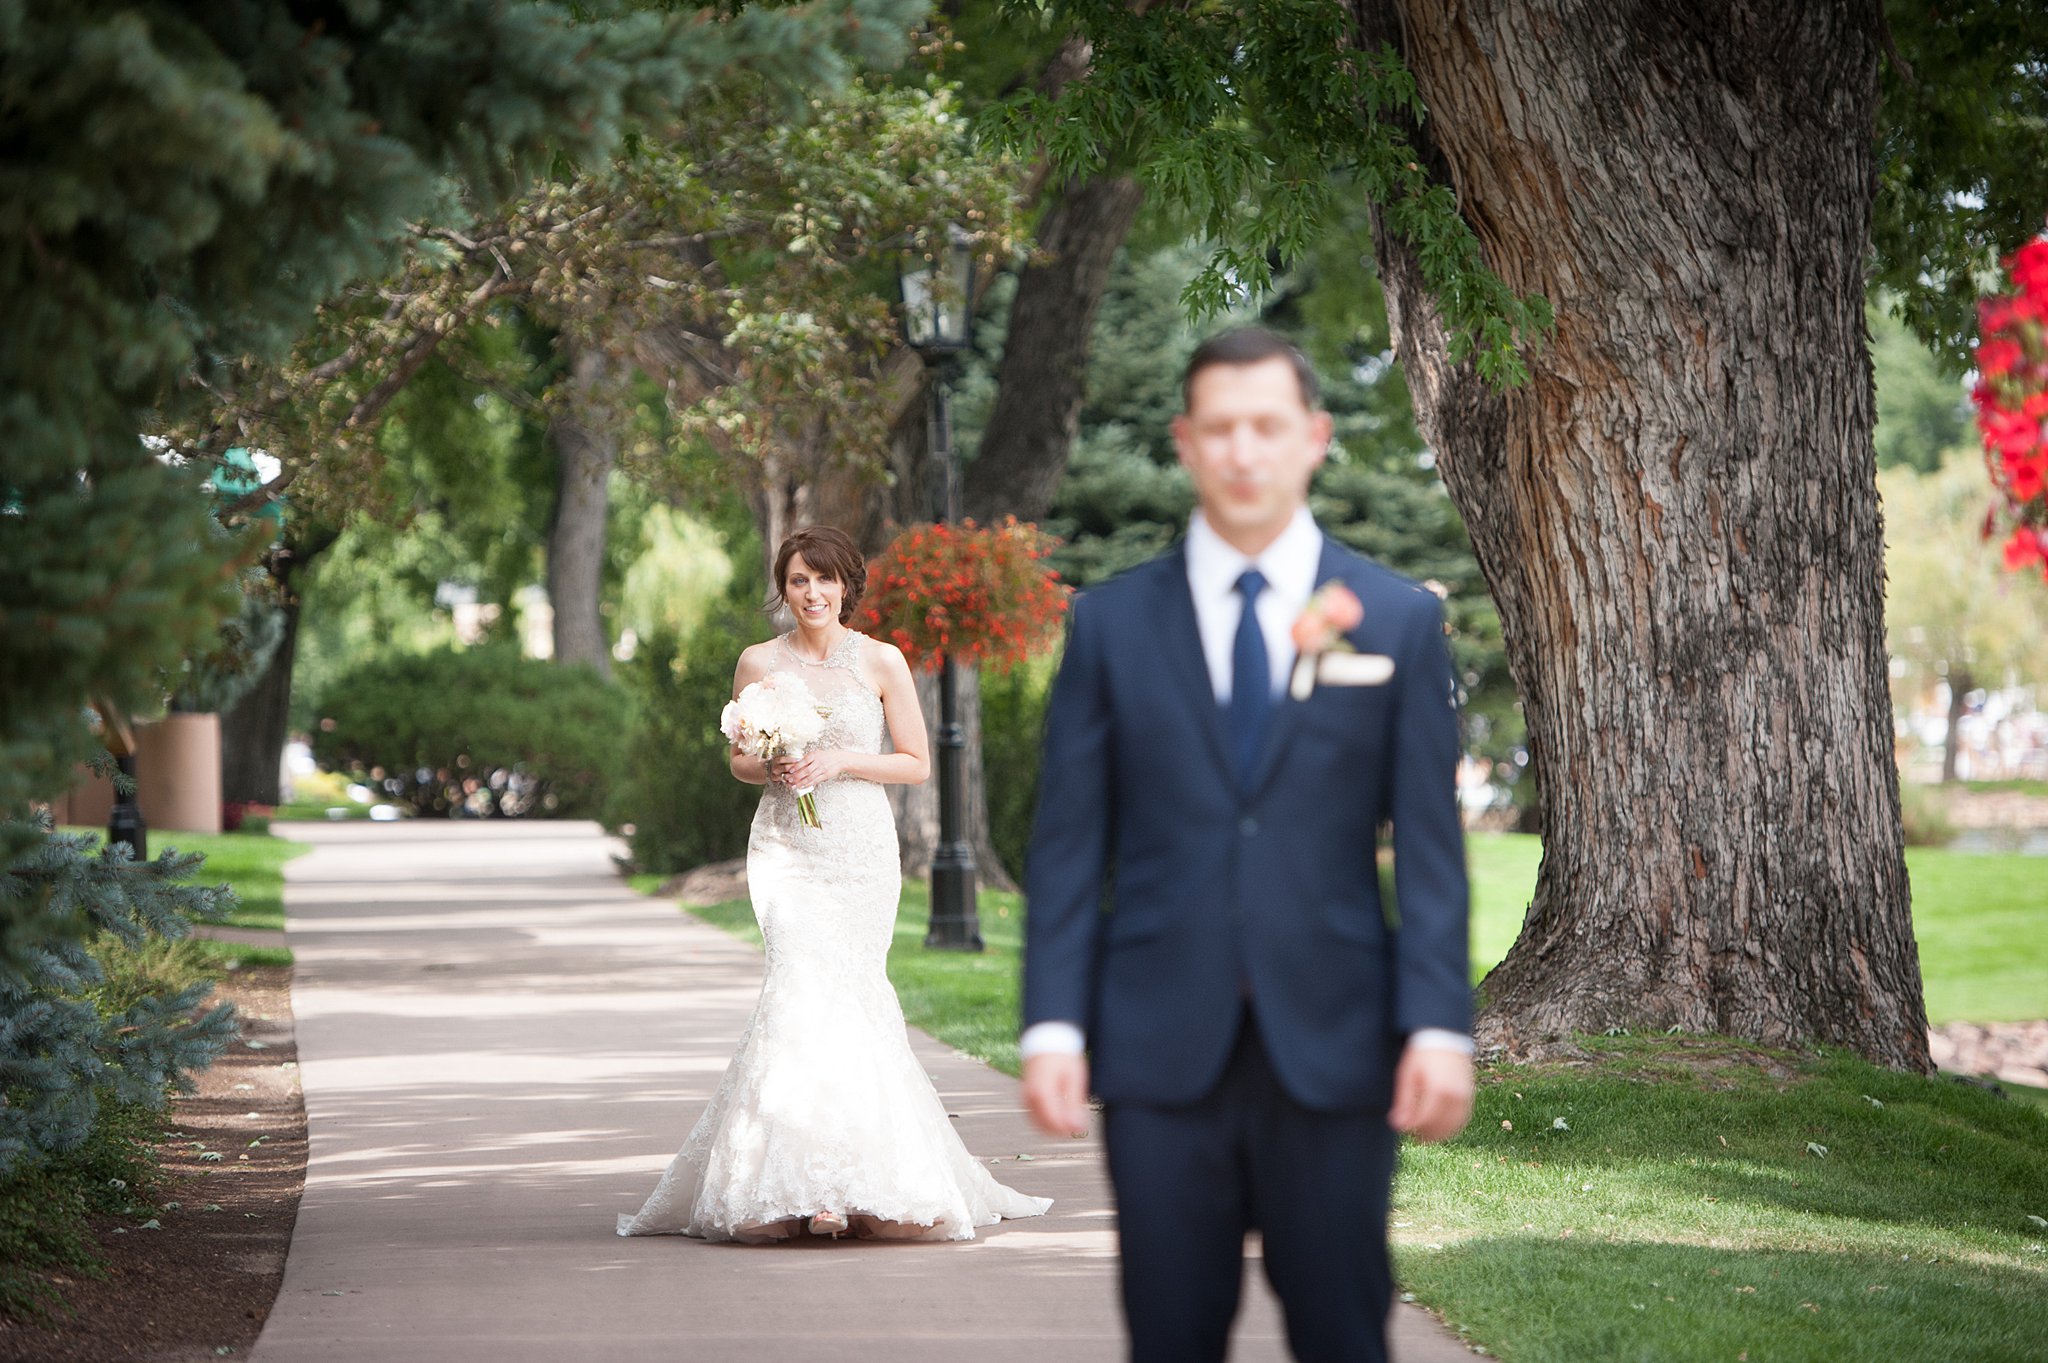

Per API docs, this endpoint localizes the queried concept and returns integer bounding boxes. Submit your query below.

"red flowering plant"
[860,518,1071,672]
[1972,235,2048,577]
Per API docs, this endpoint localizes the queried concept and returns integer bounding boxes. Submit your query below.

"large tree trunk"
[546,340,617,676]
[964,173,1145,522]
[1353,2,1928,1070]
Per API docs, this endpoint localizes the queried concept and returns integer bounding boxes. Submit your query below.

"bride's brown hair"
[771,526,867,626]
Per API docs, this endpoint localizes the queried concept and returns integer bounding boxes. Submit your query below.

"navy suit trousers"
[1101,1008,1399,1363]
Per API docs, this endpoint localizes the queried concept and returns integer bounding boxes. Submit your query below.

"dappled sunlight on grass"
[1393,1036,2048,1361]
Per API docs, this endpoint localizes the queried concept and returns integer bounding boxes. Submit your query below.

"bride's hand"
[782,751,848,788]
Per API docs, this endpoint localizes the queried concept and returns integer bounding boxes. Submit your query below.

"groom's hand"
[1022,1053,1092,1138]
[1388,1042,1475,1143]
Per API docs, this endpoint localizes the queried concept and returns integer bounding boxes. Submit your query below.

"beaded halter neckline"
[779,629,860,668]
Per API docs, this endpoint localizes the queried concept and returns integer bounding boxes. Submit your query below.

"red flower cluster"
[1973,236,2048,577]
[859,518,1071,673]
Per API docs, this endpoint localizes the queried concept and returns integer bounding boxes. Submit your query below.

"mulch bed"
[0,965,308,1363]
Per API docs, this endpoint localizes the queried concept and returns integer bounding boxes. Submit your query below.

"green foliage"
[313,647,628,818]
[1873,0,2048,367]
[2,0,931,974]
[974,0,1551,384]
[619,504,739,645]
[1395,1037,2048,1362]
[0,0,708,831]
[0,825,236,1181]
[165,565,288,715]
[1880,455,2048,700]
[980,655,1055,885]
[608,584,769,874]
[0,1088,165,1322]
[968,220,1527,787]
[0,829,285,1321]
[1871,304,1970,473]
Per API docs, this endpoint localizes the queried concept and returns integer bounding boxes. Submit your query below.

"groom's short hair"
[1182,327,1321,412]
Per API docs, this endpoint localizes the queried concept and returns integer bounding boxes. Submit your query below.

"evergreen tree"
[1,0,922,1196]
[0,827,236,1176]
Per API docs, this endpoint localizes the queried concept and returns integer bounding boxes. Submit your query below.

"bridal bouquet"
[721,672,829,828]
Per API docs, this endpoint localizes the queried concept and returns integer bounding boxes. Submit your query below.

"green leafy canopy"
[972,0,1552,385]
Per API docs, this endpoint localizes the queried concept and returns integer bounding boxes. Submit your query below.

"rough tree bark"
[1352,1,1929,1070]
[546,339,617,677]
[964,172,1145,522]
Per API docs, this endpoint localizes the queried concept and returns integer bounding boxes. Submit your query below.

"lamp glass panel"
[937,242,974,345]
[901,266,938,347]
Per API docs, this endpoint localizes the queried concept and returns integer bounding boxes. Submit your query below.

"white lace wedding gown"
[616,630,1052,1243]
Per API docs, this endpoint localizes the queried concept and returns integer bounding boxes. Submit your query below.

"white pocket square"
[1289,651,1396,700]
[1318,652,1395,687]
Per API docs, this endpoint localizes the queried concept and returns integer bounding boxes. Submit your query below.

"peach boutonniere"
[1288,581,1366,700]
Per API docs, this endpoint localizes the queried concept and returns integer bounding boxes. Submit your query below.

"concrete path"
[254,821,1472,1362]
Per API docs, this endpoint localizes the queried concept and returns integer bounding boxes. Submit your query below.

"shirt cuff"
[1407,1027,1475,1055]
[1018,1020,1086,1059]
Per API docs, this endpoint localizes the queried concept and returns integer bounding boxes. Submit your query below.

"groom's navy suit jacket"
[1023,535,1471,1114]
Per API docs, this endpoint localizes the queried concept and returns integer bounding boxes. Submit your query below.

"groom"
[1020,327,1475,1362]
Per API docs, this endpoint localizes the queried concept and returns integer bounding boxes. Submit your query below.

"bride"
[617,525,1052,1243]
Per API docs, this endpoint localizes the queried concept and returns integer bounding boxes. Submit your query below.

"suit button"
[1239,816,1259,838]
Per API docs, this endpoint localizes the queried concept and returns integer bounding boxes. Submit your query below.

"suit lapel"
[1243,537,1347,797]
[1154,547,1236,784]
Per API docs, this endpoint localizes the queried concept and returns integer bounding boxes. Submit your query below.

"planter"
[52,712,225,835]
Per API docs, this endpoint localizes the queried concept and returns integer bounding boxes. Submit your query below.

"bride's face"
[783,553,844,628]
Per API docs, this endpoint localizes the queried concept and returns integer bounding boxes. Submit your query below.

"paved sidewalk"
[253,821,1472,1363]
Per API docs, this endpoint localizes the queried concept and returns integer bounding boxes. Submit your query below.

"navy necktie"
[1227,568,1272,784]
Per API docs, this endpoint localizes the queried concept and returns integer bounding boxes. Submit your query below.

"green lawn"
[1394,1037,2048,1362]
[1961,778,2048,798]
[62,826,306,967]
[659,830,2044,1073]
[1467,833,2046,1025]
[652,864,2048,1362]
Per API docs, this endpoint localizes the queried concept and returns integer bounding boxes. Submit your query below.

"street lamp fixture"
[899,228,983,952]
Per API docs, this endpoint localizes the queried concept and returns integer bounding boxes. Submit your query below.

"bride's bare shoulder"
[852,634,913,696]
[733,637,781,685]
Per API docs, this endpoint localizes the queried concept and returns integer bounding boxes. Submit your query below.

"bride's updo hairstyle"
[771,525,867,626]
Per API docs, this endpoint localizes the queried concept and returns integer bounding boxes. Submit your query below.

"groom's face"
[1173,356,1332,549]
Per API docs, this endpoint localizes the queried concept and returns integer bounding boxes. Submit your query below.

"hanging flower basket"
[860,518,1071,672]
[1972,235,2048,578]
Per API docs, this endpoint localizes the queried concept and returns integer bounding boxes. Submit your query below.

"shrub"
[0,825,234,1320]
[0,830,234,1180]
[980,655,1055,886]
[0,1088,166,1322]
[605,589,766,876]
[312,646,628,818]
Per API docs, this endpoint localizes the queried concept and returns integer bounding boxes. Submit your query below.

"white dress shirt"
[1020,508,1472,1062]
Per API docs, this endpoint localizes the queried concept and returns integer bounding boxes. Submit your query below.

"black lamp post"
[900,229,983,952]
